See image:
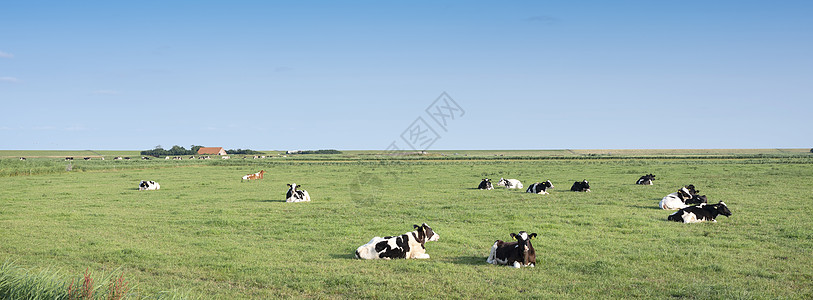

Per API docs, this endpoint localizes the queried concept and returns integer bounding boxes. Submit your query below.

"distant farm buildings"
[197,147,227,156]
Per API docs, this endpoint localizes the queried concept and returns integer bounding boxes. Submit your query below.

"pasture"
[1,152,812,299]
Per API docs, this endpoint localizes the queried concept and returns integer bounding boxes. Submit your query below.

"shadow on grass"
[628,203,662,210]
[330,253,358,260]
[449,256,486,266]
[259,199,287,203]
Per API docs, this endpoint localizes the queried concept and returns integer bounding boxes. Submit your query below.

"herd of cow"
[138,170,731,268]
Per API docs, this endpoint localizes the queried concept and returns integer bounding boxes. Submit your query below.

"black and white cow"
[667,202,732,223]
[526,180,554,194]
[355,223,440,260]
[570,180,591,192]
[486,231,537,268]
[478,178,494,190]
[138,180,160,191]
[19,157,26,161]
[286,183,311,202]
[65,157,74,161]
[497,178,524,189]
[659,187,693,210]
[636,174,656,185]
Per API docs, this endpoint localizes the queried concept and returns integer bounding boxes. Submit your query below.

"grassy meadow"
[1,151,812,299]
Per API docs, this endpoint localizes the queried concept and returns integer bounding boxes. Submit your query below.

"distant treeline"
[289,149,342,155]
[227,149,264,155]
[141,145,264,156]
[140,145,203,157]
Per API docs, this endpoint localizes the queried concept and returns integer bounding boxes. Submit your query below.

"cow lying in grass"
[242,170,266,181]
[570,180,591,192]
[478,178,494,190]
[636,174,655,185]
[497,178,523,189]
[526,180,553,194]
[667,202,731,223]
[660,185,708,209]
[139,180,160,191]
[355,223,440,260]
[286,183,310,202]
[487,231,537,268]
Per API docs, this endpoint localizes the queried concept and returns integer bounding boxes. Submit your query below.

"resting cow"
[286,183,311,202]
[139,180,160,191]
[526,180,554,194]
[355,223,440,260]
[486,231,537,268]
[497,178,524,189]
[667,202,731,223]
[242,170,266,181]
[636,174,655,185]
[478,178,494,190]
[570,180,591,192]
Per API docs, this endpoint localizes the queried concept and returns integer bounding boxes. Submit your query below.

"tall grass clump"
[0,260,133,300]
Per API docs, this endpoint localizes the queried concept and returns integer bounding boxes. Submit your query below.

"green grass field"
[1,150,812,299]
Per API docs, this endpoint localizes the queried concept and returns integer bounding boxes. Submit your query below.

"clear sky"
[1,1,811,150]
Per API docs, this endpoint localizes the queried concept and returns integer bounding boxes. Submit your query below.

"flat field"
[1,151,812,299]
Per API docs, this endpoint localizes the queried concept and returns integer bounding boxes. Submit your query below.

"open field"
[1,151,812,298]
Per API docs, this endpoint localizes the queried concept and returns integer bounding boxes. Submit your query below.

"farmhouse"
[197,147,227,156]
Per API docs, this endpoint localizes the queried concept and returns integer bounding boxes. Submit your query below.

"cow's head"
[497,178,508,186]
[685,184,698,195]
[545,180,554,188]
[581,180,590,189]
[414,223,439,242]
[686,194,708,205]
[287,183,299,190]
[677,187,692,201]
[510,231,537,266]
[712,201,732,217]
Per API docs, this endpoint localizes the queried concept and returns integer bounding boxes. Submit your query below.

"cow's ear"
[529,233,537,239]
[414,224,420,230]
[510,233,518,240]
[287,184,292,187]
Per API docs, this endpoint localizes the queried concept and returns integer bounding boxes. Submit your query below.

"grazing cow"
[124,157,131,160]
[19,157,26,161]
[668,202,731,223]
[478,178,494,190]
[286,183,311,202]
[659,187,694,210]
[497,178,524,189]
[116,157,124,160]
[486,231,537,268]
[636,174,656,185]
[570,180,591,192]
[65,157,73,161]
[242,170,266,181]
[355,223,440,260]
[84,157,91,160]
[526,180,554,194]
[138,180,160,191]
[142,156,150,160]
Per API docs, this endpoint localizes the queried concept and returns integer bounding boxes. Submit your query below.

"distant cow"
[526,180,554,194]
[116,157,124,160]
[497,178,524,189]
[486,231,537,268]
[65,157,73,161]
[242,170,266,181]
[355,223,440,260]
[138,180,160,191]
[570,180,591,192]
[636,174,656,185]
[84,157,91,160]
[19,157,26,161]
[668,202,731,223]
[478,178,494,190]
[286,183,311,202]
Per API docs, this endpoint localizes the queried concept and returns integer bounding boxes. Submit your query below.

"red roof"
[197,147,226,155]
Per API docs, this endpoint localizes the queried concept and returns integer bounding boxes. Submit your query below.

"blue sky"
[1,1,811,150]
